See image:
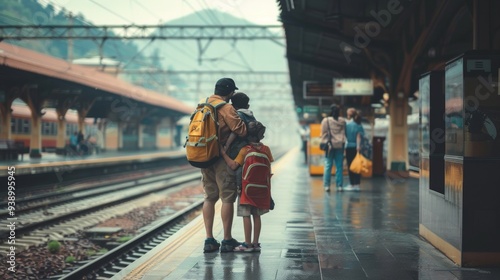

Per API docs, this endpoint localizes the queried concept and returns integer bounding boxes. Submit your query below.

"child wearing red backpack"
[220,121,274,252]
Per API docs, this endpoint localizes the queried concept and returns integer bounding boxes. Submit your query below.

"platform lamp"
[382,92,390,115]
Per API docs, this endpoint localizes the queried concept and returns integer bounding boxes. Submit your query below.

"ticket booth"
[419,51,500,267]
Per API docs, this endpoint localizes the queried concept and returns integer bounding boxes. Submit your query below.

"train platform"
[0,148,186,176]
[111,147,500,280]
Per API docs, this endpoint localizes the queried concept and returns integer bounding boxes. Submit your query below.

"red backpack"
[240,145,272,209]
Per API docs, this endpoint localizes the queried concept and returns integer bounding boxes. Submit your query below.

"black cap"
[215,78,238,94]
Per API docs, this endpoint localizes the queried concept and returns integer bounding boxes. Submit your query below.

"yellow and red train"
[9,104,94,152]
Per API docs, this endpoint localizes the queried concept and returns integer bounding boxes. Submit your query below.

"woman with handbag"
[320,104,346,192]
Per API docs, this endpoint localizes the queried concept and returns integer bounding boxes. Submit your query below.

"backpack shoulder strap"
[196,98,208,107]
[197,98,226,109]
[210,99,227,108]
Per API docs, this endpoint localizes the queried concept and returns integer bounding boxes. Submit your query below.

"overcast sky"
[49,0,282,25]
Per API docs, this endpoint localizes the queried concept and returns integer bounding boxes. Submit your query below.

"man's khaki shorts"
[201,158,237,203]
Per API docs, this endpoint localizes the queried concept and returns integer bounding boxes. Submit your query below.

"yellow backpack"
[184,98,226,168]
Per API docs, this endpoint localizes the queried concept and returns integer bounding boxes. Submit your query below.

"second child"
[224,92,257,159]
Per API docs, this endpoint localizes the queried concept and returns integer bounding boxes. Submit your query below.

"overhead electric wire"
[198,0,254,71]
[216,57,254,70]
[38,1,270,83]
[163,0,222,71]
[132,0,163,22]
[35,0,154,76]
[25,0,127,64]
[0,14,32,25]
[67,6,129,65]
[68,0,165,72]
[88,0,134,24]
[199,0,221,25]
[121,39,155,69]
[0,4,99,59]
[183,0,211,25]
[182,0,254,72]
[232,2,248,24]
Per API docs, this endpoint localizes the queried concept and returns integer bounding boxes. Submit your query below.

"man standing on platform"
[201,78,247,253]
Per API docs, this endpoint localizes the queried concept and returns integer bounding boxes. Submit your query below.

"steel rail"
[0,167,194,220]
[0,171,201,239]
[59,198,203,280]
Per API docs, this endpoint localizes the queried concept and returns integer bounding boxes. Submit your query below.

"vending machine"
[445,52,500,158]
[437,51,500,265]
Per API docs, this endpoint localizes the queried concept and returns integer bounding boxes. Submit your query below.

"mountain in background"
[128,9,288,104]
[151,9,286,72]
[128,9,299,150]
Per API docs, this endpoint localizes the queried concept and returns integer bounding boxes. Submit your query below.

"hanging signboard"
[303,81,334,99]
[333,78,373,96]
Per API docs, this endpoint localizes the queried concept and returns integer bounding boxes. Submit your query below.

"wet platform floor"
[116,148,500,280]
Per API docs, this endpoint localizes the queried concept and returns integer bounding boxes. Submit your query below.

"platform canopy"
[0,42,192,119]
[276,0,491,109]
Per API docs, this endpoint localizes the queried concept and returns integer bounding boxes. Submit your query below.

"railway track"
[59,199,203,280]
[0,168,204,279]
[0,165,193,219]
[0,169,201,240]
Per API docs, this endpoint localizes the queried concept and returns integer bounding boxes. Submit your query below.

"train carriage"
[9,103,94,153]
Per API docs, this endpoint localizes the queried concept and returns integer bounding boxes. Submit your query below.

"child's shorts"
[236,199,269,217]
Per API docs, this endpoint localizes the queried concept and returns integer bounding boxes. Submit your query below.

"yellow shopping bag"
[349,152,372,177]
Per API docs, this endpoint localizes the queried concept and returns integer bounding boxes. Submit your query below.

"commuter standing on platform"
[69,132,78,153]
[201,78,247,253]
[321,104,346,192]
[344,108,365,191]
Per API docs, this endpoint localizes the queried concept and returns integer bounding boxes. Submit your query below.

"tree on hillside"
[0,0,147,70]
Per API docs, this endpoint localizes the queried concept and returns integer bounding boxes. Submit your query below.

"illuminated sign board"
[333,78,373,96]
[303,81,334,99]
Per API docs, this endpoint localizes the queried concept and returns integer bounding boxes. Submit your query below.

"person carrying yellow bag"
[344,108,365,191]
